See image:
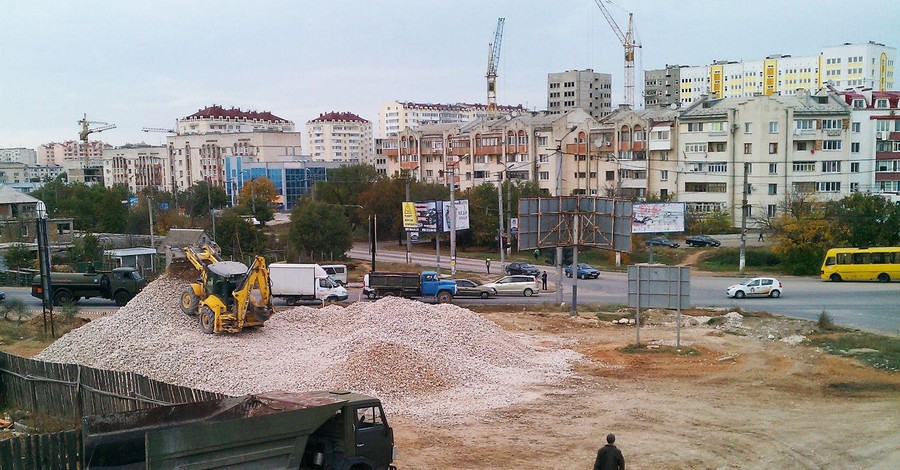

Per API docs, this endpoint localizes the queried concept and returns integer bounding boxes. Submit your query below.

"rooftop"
[183,105,291,124]
[308,112,369,123]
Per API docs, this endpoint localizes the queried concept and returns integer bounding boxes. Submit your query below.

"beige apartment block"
[0,163,28,185]
[176,105,295,135]
[0,148,37,165]
[307,112,374,163]
[37,140,111,167]
[102,144,169,193]
[678,90,852,227]
[378,101,526,138]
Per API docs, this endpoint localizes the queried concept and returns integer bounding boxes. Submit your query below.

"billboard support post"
[449,168,457,276]
[571,215,579,316]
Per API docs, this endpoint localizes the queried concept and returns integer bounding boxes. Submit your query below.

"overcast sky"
[1,0,897,150]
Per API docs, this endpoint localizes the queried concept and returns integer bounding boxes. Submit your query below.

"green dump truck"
[82,390,397,469]
[31,267,147,306]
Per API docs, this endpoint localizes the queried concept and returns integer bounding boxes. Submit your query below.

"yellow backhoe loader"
[178,245,275,334]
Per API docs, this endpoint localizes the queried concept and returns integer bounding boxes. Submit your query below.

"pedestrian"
[541,271,548,290]
[593,433,625,470]
[485,257,491,274]
[533,248,540,260]
[758,230,765,242]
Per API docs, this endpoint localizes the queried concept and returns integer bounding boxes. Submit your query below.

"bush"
[817,311,835,331]
[700,247,780,271]
[779,246,825,275]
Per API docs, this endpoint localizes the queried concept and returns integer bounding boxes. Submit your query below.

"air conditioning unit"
[876,131,890,140]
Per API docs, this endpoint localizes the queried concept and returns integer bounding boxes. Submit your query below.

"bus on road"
[820,247,900,283]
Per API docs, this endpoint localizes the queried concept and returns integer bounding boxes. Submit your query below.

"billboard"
[405,200,470,233]
[631,202,686,234]
[441,199,470,232]
[402,202,418,230]
[517,196,633,252]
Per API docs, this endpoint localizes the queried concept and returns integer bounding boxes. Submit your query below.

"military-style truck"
[31,267,147,306]
[82,390,397,469]
[365,271,457,303]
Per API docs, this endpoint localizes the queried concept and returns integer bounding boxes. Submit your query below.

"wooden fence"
[0,351,226,469]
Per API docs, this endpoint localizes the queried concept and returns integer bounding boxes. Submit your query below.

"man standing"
[533,248,540,260]
[485,258,491,274]
[758,230,765,242]
[593,433,625,470]
[541,271,548,290]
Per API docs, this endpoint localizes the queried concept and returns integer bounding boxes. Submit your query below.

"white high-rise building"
[306,112,374,163]
[378,101,525,137]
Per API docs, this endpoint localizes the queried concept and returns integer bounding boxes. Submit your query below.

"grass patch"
[620,344,700,356]
[698,247,781,272]
[807,332,900,372]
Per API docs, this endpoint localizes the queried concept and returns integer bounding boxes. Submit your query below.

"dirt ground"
[390,310,900,470]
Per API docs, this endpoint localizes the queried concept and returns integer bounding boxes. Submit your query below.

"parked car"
[726,277,783,299]
[505,262,540,276]
[565,263,600,279]
[481,275,541,297]
[685,235,721,247]
[453,279,497,299]
[0,291,5,301]
[646,236,680,248]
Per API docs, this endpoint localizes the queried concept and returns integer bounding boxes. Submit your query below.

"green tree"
[287,198,352,261]
[358,178,406,241]
[771,194,840,274]
[827,193,900,247]
[215,208,269,260]
[3,244,36,270]
[315,164,381,230]
[181,181,229,219]
[70,233,105,263]
[461,183,502,247]
[237,177,278,224]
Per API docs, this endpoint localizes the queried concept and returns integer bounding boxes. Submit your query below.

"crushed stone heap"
[37,275,581,418]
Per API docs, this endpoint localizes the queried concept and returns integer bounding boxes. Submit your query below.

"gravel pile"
[37,275,581,418]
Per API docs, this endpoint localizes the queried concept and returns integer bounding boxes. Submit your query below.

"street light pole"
[449,166,457,276]
[497,171,505,267]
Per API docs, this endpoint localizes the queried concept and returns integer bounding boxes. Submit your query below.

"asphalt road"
[348,246,900,335]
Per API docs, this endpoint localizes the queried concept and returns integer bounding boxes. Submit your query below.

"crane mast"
[486,17,505,117]
[77,114,116,182]
[593,0,640,108]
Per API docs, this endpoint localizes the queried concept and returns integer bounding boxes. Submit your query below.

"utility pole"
[555,145,564,305]
[405,178,412,264]
[148,193,155,250]
[497,172,505,267]
[739,162,749,274]
[449,167,457,276]
[571,216,579,316]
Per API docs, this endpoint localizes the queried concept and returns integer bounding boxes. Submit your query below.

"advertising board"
[631,202,686,234]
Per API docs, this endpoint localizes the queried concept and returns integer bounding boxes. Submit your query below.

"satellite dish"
[505,115,512,121]
[511,111,519,117]
[669,103,677,110]
[593,139,603,147]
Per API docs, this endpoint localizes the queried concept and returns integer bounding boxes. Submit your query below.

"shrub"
[817,311,835,331]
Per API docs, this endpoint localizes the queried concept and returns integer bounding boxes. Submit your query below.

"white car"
[481,275,541,297]
[726,277,783,298]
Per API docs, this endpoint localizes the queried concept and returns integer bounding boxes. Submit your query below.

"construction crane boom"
[78,113,116,170]
[486,17,505,117]
[142,127,176,134]
[593,0,640,108]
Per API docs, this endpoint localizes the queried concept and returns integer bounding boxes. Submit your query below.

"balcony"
[876,152,896,160]
[566,143,587,154]
[619,142,632,151]
[506,144,528,154]
[475,145,503,155]
[449,146,471,156]
[632,141,645,151]
[874,172,900,181]
[400,161,419,170]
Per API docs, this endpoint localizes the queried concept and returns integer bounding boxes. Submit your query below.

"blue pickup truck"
[364,271,457,303]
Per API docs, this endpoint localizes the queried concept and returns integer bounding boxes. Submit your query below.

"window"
[660,189,668,198]
[356,406,385,429]
[744,143,752,154]
[768,163,778,174]
[851,162,860,172]
[537,136,548,146]
[817,181,841,192]
[708,142,726,152]
[660,170,668,181]
[851,122,860,133]
[796,141,808,151]
[768,183,777,195]
[876,99,889,109]
[794,119,814,130]
[708,162,728,173]
[687,163,704,173]
[822,119,842,130]
[744,122,752,134]
[539,154,549,163]
[850,182,859,192]
[769,121,778,134]
[606,171,615,181]
[823,140,842,150]
[852,99,865,108]
[767,204,777,217]
[685,182,727,192]
[851,142,860,153]
[425,170,433,177]
[685,143,707,153]
[793,181,816,193]
[822,161,841,173]
[709,122,725,133]
[539,171,549,181]
[769,143,778,154]
[687,122,704,132]
[793,161,815,172]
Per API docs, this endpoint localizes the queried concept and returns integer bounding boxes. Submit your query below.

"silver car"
[481,275,541,297]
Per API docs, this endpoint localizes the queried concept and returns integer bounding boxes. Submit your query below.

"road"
[348,246,900,335]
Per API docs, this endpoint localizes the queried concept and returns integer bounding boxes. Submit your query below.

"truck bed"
[368,272,420,289]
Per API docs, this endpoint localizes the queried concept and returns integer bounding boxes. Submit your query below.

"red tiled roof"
[831,87,900,109]
[308,111,369,123]
[396,101,526,112]
[184,105,291,123]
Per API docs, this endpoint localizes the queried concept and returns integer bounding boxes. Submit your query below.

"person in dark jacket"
[593,433,624,470]
[541,271,548,290]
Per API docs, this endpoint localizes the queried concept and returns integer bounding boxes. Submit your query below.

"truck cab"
[419,271,457,302]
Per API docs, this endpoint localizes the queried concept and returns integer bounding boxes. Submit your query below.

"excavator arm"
[232,255,275,327]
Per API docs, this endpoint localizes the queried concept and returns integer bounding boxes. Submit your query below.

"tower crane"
[142,126,176,134]
[486,17,505,118]
[78,114,116,169]
[593,0,641,108]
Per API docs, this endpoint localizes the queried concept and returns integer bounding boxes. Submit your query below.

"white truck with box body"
[269,263,349,305]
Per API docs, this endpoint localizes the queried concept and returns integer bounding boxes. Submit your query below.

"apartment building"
[165,105,302,192]
[383,109,616,196]
[306,112,374,163]
[378,101,526,137]
[677,90,852,227]
[831,87,900,196]
[0,163,27,185]
[644,66,683,109]
[27,165,64,183]
[547,69,613,119]
[37,140,111,167]
[101,144,169,193]
[645,42,895,108]
[0,148,37,165]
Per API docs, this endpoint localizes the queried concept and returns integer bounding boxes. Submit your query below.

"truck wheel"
[436,291,453,304]
[199,306,216,334]
[367,292,377,300]
[53,289,74,306]
[285,298,298,306]
[180,287,200,316]
[114,290,132,307]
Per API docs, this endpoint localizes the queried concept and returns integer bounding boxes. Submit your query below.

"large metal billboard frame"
[404,200,470,234]
[517,196,633,252]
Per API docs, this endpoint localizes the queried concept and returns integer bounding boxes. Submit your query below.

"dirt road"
[390,310,899,469]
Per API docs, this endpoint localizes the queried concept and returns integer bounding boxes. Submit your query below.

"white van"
[321,264,348,286]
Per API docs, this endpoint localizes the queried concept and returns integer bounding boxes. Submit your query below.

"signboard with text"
[631,202,686,234]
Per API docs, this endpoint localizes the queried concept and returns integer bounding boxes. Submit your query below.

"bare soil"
[390,310,900,469]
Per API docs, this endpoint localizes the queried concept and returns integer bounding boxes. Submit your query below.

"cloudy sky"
[1,0,897,149]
